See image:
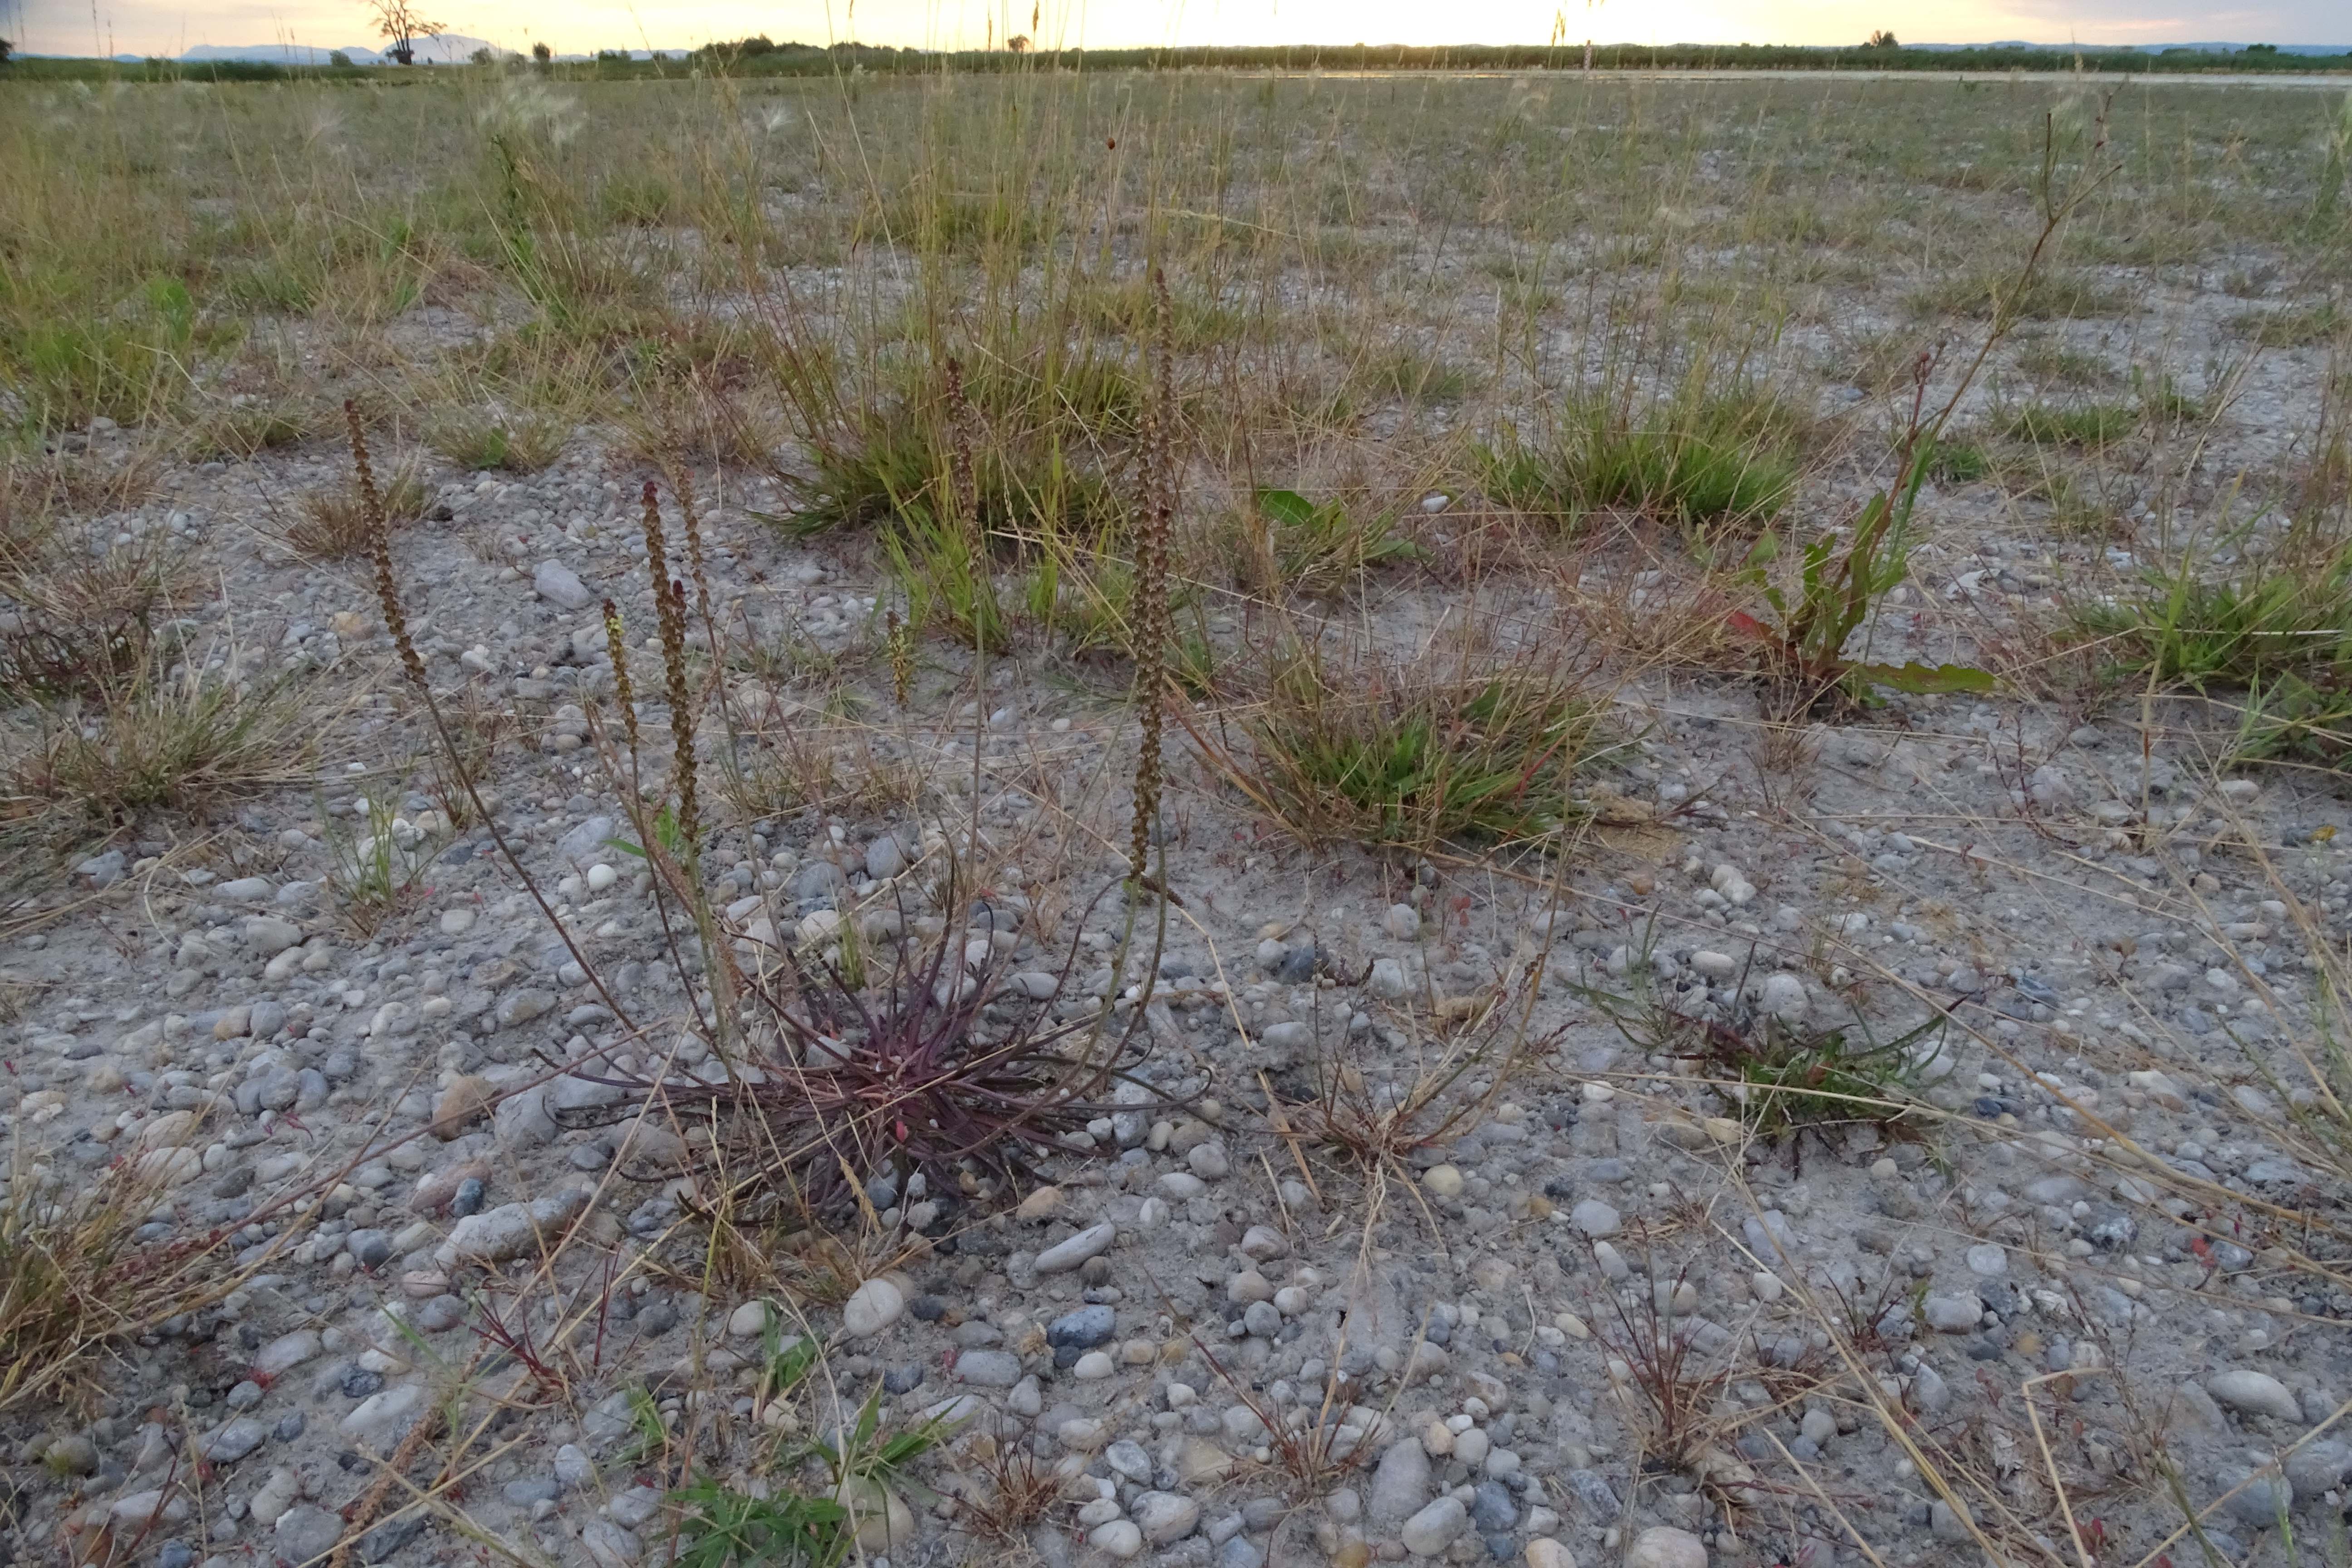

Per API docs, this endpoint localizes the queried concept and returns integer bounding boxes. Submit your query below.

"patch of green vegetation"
[1251,487,1425,596]
[1481,392,1802,529]
[2004,400,2138,447]
[1578,943,1949,1138]
[2229,301,2346,348]
[1925,439,1990,483]
[783,353,1136,542]
[1,275,196,431]
[1911,267,2127,323]
[1354,347,1474,406]
[670,1330,944,1568]
[1712,1014,1947,1137]
[2231,674,2352,770]
[2076,539,2352,685]
[427,410,570,473]
[1216,641,1605,850]
[2013,339,2111,386]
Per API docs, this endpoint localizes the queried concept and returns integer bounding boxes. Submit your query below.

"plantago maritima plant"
[1128,269,1176,887]
[639,480,702,874]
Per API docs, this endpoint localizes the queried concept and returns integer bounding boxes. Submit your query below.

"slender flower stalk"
[639,481,701,873]
[668,462,714,629]
[348,400,427,692]
[944,355,978,544]
[601,598,638,753]
[1128,269,1176,885]
[887,609,913,708]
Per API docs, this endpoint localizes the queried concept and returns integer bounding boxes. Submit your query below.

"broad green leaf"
[1255,488,1320,529]
[1852,660,1996,695]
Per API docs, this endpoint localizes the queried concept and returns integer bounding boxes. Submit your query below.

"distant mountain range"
[172,37,504,65]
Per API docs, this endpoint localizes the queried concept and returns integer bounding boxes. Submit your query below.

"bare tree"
[371,0,446,65]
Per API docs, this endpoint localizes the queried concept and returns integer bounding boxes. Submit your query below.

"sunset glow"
[8,0,2344,63]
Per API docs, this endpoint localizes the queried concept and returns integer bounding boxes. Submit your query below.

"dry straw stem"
[1128,268,1178,886]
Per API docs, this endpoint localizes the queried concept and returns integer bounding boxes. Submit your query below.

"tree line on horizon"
[1,33,2345,80]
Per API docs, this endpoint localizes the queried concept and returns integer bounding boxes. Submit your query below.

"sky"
[5,0,2343,61]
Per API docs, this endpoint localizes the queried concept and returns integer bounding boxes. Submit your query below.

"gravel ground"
[5,71,2352,1568]
[4,412,2349,1568]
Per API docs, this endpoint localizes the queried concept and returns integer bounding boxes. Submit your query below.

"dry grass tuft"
[0,529,198,701]
[285,461,432,558]
[5,640,319,828]
[1,1160,246,1416]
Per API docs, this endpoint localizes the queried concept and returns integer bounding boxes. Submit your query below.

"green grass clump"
[1925,440,1991,483]
[10,653,316,823]
[2076,540,2352,686]
[288,462,432,559]
[1481,392,1801,529]
[1,1161,252,1416]
[2004,399,2139,447]
[2231,675,2352,769]
[427,411,570,473]
[1714,1015,1944,1138]
[1580,951,1946,1139]
[1911,267,2127,322]
[785,353,1136,542]
[1354,347,1475,406]
[1210,638,1605,851]
[2229,301,2346,348]
[1,276,196,432]
[1240,488,1424,598]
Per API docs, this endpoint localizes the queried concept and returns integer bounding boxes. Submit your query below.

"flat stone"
[580,1519,642,1568]
[255,1329,322,1375]
[201,1418,267,1463]
[1401,1497,1468,1556]
[1965,1244,2009,1277]
[1048,1304,1116,1349]
[843,1278,905,1338]
[2207,1369,2303,1424]
[1923,1292,1982,1332]
[1569,1200,1620,1237]
[1364,1439,1430,1523]
[339,1382,426,1452]
[274,1503,344,1565]
[534,559,595,611]
[1627,1526,1708,1568]
[438,1187,591,1265]
[242,916,304,955]
[1089,1519,1144,1558]
[1758,973,1808,1021]
[1133,1491,1201,1545]
[1035,1221,1115,1274]
[495,988,555,1027]
[955,1349,1023,1387]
